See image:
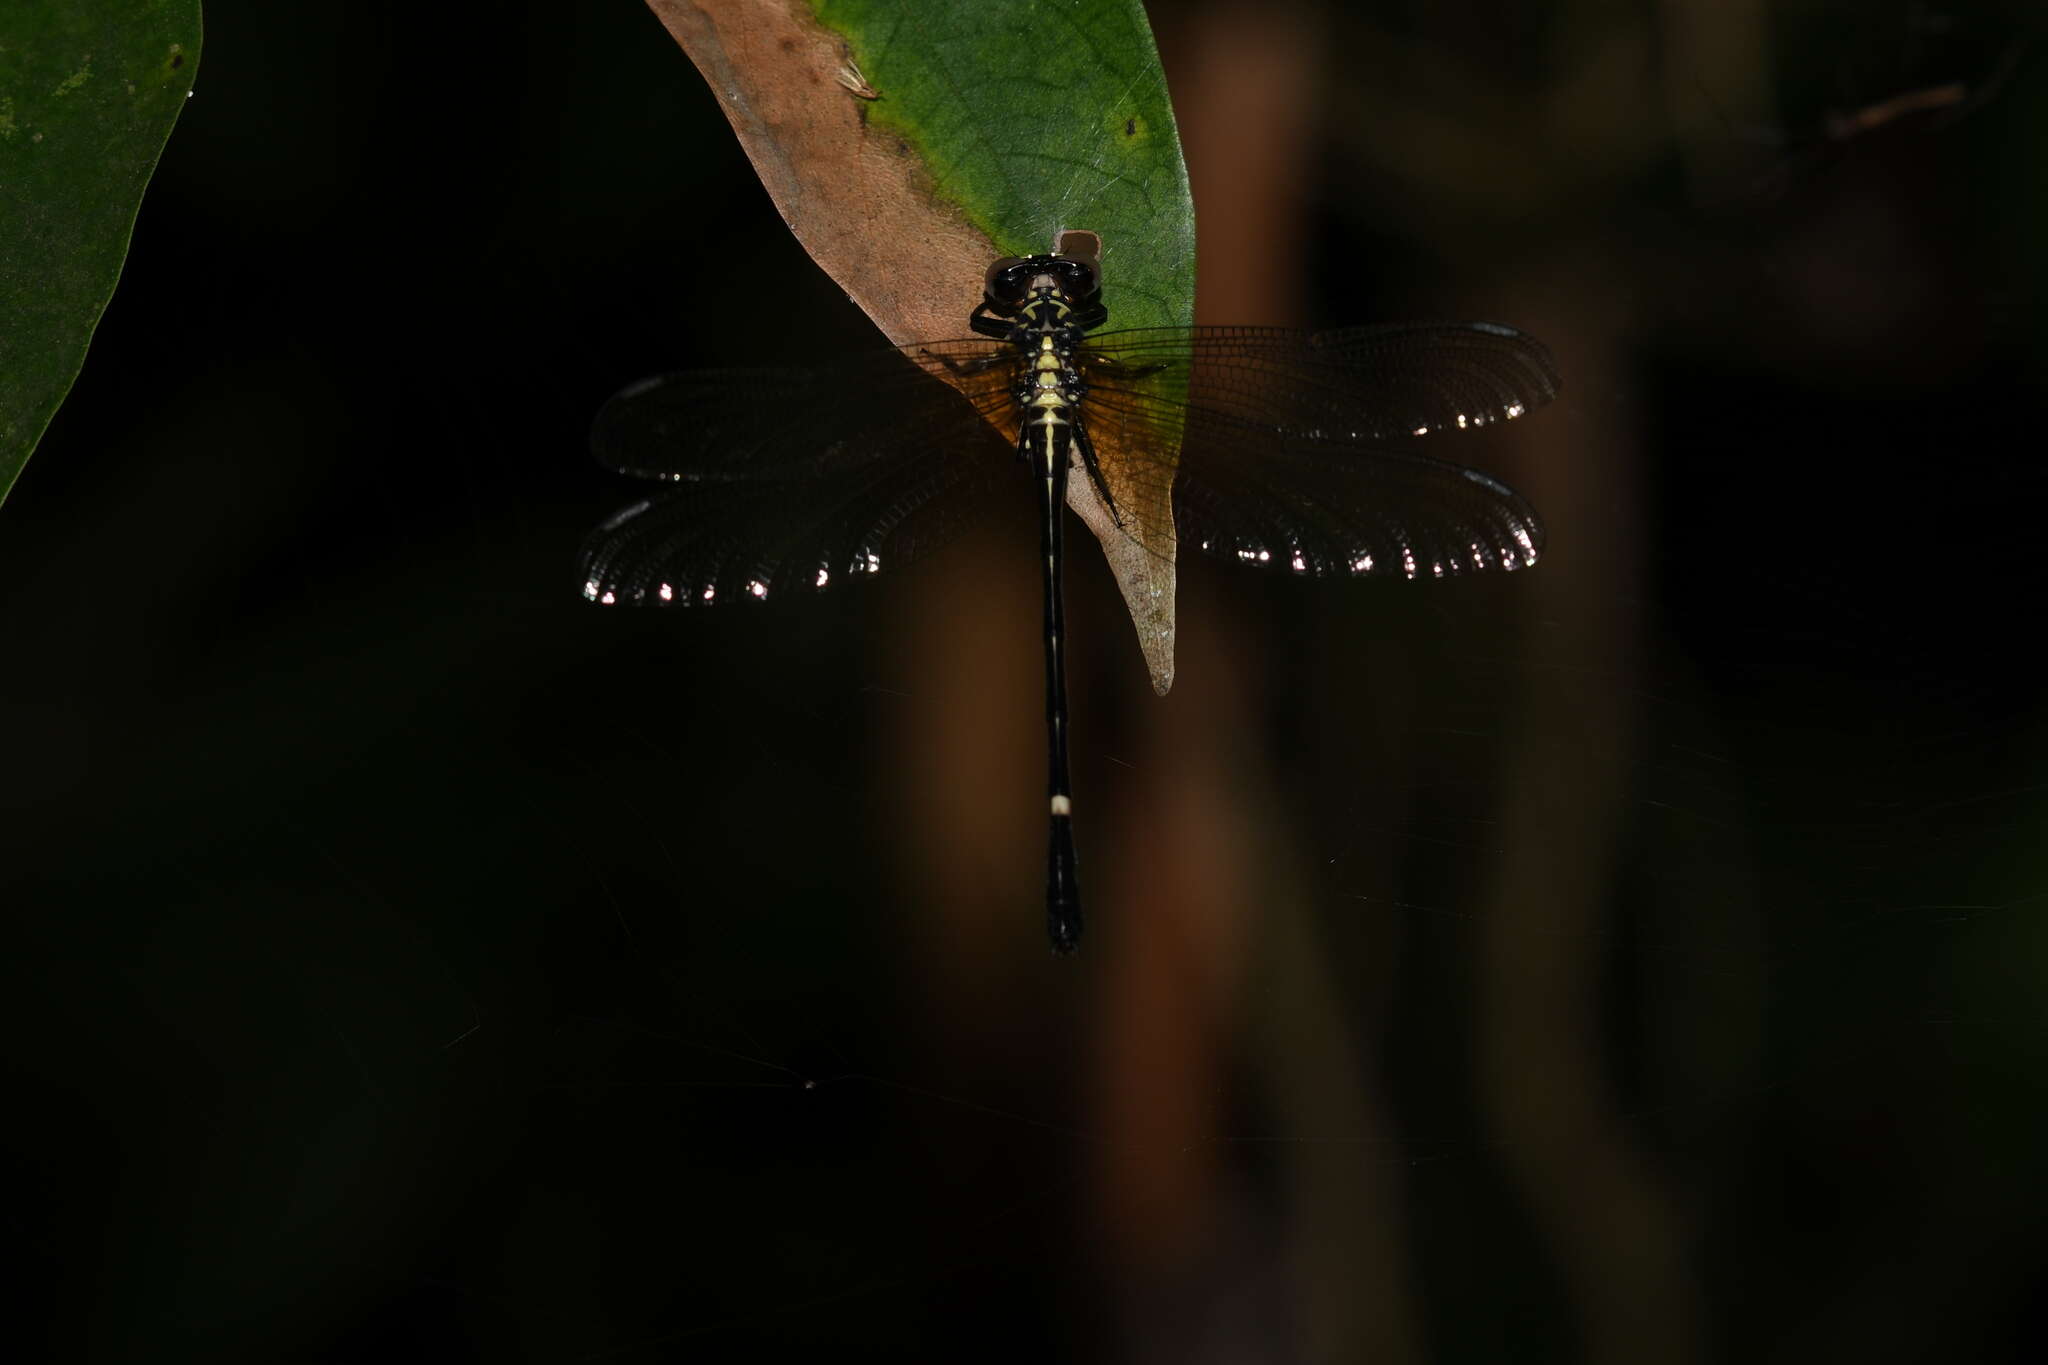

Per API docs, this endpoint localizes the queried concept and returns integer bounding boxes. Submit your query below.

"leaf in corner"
[0,1,203,511]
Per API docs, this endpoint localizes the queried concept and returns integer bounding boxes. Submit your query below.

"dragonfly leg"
[1070,420,1124,528]
[1087,353,1170,381]
[920,346,1009,377]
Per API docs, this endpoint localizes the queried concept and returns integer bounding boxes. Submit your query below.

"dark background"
[5,1,2046,1360]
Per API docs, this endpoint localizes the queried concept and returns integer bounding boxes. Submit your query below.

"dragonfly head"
[982,252,1100,314]
[970,247,1109,339]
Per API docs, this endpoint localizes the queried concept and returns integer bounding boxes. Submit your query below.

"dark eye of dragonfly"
[582,255,1559,954]
[1043,256,1097,296]
[1067,270,1099,307]
[982,253,1099,312]
[984,256,1035,305]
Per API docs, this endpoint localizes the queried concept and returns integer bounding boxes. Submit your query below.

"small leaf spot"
[54,60,94,97]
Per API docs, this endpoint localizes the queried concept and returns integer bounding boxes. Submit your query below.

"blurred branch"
[1824,35,2032,137]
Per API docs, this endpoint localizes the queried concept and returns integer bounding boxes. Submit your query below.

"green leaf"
[813,0,1194,335]
[0,1,202,510]
[815,1,1193,690]
[642,0,1192,688]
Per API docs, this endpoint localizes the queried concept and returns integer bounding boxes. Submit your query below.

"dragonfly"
[580,245,1558,954]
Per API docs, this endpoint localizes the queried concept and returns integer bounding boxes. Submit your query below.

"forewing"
[1080,322,1560,441]
[592,339,1016,483]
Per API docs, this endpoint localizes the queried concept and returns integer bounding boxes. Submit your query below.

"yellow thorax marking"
[1024,296,1070,324]
[1030,335,1068,398]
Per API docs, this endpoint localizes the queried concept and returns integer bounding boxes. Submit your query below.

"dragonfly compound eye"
[984,257,1033,305]
[1056,259,1099,298]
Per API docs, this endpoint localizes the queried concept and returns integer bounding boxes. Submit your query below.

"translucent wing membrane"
[590,340,1015,483]
[1080,323,1559,442]
[583,321,1557,600]
[583,340,1015,605]
[580,440,1010,606]
[1167,416,1545,577]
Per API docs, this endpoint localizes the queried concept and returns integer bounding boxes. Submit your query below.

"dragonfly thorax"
[1014,324,1084,418]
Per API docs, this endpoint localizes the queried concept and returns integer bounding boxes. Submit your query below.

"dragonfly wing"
[581,438,1014,606]
[592,338,1016,482]
[1166,414,1545,578]
[1081,322,1560,442]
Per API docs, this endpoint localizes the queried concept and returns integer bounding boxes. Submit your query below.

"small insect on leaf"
[835,61,880,100]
